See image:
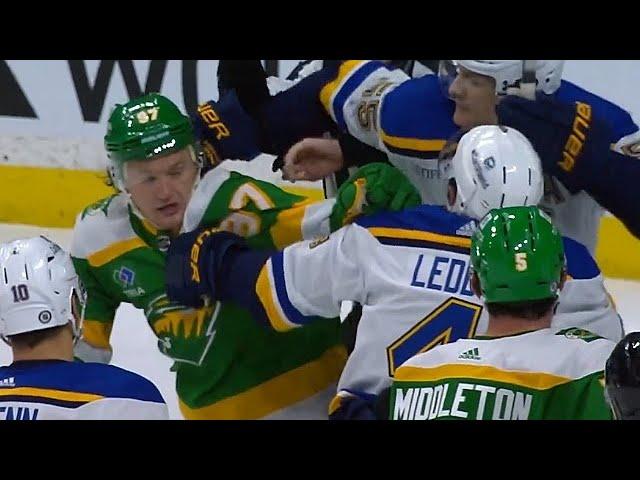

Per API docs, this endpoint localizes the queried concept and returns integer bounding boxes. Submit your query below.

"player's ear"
[470,272,482,299]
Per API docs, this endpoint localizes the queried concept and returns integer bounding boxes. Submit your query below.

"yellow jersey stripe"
[368,227,471,249]
[319,60,366,117]
[342,178,366,226]
[380,130,447,153]
[328,391,356,416]
[82,320,113,350]
[0,386,104,402]
[270,199,311,250]
[87,237,147,267]
[255,262,295,332]
[179,345,347,419]
[395,364,571,390]
[328,394,343,416]
[141,218,158,236]
[152,308,207,339]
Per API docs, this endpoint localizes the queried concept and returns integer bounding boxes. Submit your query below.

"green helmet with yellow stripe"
[104,93,196,190]
[471,206,565,304]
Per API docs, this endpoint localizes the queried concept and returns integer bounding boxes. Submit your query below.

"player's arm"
[556,79,640,157]
[70,257,117,363]
[498,93,640,239]
[184,168,335,249]
[554,236,624,341]
[191,64,341,164]
[194,60,411,187]
[319,61,455,160]
[185,164,420,250]
[165,223,376,332]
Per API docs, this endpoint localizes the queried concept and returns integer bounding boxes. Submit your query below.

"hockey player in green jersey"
[70,93,420,419]
[389,206,615,420]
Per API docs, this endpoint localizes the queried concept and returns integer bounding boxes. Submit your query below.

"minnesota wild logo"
[557,327,602,343]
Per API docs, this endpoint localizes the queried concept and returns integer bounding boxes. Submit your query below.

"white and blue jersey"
[239,204,622,414]
[318,61,639,251]
[0,360,168,420]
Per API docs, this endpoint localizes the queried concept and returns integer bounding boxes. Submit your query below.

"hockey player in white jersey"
[275,59,640,248]
[389,205,614,420]
[0,236,168,420]
[165,125,622,419]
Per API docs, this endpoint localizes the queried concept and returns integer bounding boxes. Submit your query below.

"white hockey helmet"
[441,60,565,95]
[440,125,544,220]
[0,236,85,341]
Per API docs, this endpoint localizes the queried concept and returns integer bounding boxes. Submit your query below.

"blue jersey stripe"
[271,252,315,326]
[356,205,475,237]
[0,395,88,409]
[0,361,164,404]
[373,235,470,255]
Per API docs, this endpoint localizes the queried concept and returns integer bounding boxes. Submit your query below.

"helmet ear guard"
[442,125,544,220]
[0,236,86,341]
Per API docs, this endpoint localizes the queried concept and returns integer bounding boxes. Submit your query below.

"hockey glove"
[330,163,421,231]
[497,92,615,194]
[217,60,270,116]
[165,227,249,308]
[192,90,264,164]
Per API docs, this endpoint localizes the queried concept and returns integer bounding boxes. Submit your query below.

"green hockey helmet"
[470,205,565,304]
[104,93,196,190]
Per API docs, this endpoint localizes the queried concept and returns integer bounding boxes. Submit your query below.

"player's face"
[449,67,498,129]
[125,148,199,235]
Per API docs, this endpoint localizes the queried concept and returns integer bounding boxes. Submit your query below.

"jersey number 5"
[386,297,482,376]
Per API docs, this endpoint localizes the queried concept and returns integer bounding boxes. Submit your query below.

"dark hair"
[485,297,557,321]
[7,325,66,349]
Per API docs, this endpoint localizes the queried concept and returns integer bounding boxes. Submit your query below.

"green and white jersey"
[70,166,345,419]
[390,327,614,420]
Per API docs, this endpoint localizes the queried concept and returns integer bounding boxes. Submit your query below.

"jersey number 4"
[386,297,482,376]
